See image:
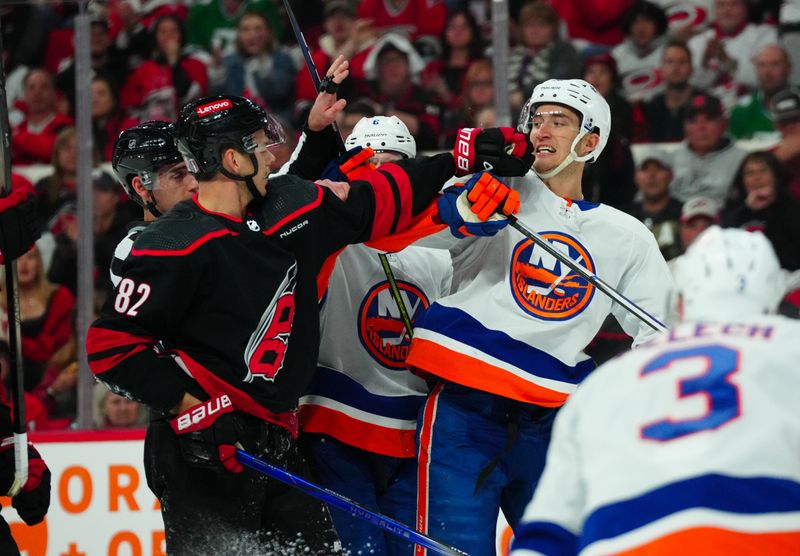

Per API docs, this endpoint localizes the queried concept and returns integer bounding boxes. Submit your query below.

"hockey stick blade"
[507,215,668,332]
[235,450,469,555]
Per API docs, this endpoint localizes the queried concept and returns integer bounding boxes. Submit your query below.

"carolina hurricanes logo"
[357,281,430,369]
[509,232,596,321]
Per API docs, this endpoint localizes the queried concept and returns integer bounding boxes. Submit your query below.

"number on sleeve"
[640,345,740,442]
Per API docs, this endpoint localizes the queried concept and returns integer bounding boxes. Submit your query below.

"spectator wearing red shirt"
[92,76,139,161]
[0,243,75,392]
[357,0,447,41]
[550,0,634,50]
[355,33,443,150]
[421,8,486,113]
[120,15,208,121]
[294,1,375,117]
[11,69,73,165]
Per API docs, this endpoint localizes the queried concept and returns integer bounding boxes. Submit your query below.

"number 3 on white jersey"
[114,278,152,316]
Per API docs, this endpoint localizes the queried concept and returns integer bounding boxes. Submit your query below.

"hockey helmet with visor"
[112,121,184,217]
[175,95,284,199]
[518,79,610,179]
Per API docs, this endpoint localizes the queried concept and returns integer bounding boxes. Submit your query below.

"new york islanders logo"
[358,281,430,369]
[509,232,596,320]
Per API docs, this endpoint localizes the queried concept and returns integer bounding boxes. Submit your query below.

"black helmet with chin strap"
[175,95,284,200]
[112,120,183,218]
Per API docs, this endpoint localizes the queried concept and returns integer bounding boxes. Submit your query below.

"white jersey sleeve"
[109,224,147,288]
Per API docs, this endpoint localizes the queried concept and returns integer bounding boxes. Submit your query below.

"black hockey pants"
[144,414,341,555]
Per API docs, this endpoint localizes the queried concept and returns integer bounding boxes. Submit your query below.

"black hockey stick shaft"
[508,215,668,332]
[282,0,415,338]
[0,13,29,495]
[236,450,468,555]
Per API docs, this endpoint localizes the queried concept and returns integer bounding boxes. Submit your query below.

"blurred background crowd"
[1,0,800,430]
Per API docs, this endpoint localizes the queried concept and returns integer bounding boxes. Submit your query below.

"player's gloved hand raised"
[170,394,248,474]
[0,441,52,525]
[0,186,41,264]
[321,146,376,183]
[437,172,520,238]
[453,127,534,177]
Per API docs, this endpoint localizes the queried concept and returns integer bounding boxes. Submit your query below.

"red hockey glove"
[453,127,534,177]
[0,186,40,264]
[170,394,248,474]
[321,146,377,183]
[0,439,51,525]
[437,172,519,238]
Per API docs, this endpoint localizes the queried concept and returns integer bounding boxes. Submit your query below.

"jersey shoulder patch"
[131,201,230,255]
[259,174,323,235]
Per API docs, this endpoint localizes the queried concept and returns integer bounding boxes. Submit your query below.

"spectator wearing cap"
[294,1,375,119]
[11,69,73,166]
[632,41,704,143]
[508,2,581,113]
[355,34,443,150]
[669,92,747,205]
[581,53,637,209]
[628,151,683,260]
[769,87,800,200]
[722,150,800,270]
[186,0,284,56]
[357,0,447,42]
[611,0,670,102]
[679,195,720,249]
[687,0,777,95]
[728,44,791,140]
[209,11,296,122]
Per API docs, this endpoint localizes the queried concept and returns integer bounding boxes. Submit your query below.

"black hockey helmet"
[112,121,183,217]
[175,95,284,178]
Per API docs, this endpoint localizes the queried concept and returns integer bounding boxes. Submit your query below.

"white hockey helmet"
[344,116,416,159]
[672,226,785,321]
[518,79,611,178]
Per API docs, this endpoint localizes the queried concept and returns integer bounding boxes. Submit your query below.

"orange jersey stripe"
[300,404,416,458]
[407,338,568,407]
[415,382,444,556]
[614,527,800,556]
[366,201,446,253]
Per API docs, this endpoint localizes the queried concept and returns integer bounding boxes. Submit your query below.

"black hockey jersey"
[86,155,455,431]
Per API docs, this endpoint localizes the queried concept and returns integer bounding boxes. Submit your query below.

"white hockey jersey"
[299,244,452,458]
[512,315,800,556]
[406,173,673,407]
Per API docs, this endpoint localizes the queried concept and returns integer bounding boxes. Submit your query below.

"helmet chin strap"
[220,153,265,201]
[533,130,595,181]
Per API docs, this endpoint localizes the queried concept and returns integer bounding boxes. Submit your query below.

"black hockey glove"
[170,394,249,473]
[0,187,40,264]
[0,440,51,525]
[453,127,534,177]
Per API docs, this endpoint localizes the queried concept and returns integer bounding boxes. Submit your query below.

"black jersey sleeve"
[283,125,340,180]
[317,152,455,254]
[87,217,214,412]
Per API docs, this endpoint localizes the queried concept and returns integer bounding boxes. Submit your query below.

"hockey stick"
[235,450,468,555]
[508,215,668,332]
[0,15,29,496]
[282,0,415,338]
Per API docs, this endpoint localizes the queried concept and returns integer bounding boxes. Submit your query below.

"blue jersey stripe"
[304,366,425,420]
[416,304,595,385]
[511,521,578,555]
[581,474,800,549]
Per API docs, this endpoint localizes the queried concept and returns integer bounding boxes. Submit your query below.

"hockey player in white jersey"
[405,79,673,555]
[300,116,453,555]
[511,226,800,556]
